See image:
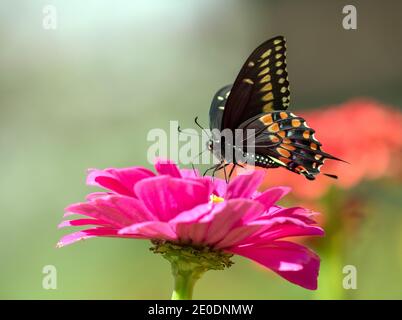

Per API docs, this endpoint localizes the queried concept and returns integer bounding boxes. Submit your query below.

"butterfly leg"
[228,163,237,181]
[203,162,222,177]
[212,162,231,182]
[190,162,198,177]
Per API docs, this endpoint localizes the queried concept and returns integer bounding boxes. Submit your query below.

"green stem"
[150,240,234,300]
[171,264,204,300]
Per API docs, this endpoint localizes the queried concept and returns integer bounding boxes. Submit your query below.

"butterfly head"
[206,139,214,152]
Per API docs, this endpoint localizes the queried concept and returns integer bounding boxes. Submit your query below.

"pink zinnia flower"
[58,159,324,293]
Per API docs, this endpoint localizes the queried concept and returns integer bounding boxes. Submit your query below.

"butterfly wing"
[222,36,290,130]
[239,111,342,180]
[209,84,232,130]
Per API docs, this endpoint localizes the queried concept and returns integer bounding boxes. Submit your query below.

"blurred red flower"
[262,99,402,199]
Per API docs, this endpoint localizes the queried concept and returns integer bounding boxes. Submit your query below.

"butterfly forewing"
[209,84,232,130]
[222,36,290,130]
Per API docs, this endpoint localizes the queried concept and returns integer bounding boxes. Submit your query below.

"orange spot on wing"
[279,157,291,164]
[277,131,286,138]
[277,147,291,158]
[280,112,288,119]
[281,144,296,151]
[269,135,280,143]
[261,114,273,125]
[291,119,301,127]
[303,130,310,139]
[268,123,280,132]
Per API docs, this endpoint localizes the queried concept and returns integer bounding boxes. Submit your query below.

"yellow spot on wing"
[273,39,282,45]
[243,78,254,85]
[315,154,323,160]
[275,61,283,67]
[276,69,284,75]
[262,102,274,112]
[260,74,271,83]
[275,45,283,51]
[262,92,274,101]
[248,61,255,67]
[261,49,272,59]
[280,87,287,93]
[260,59,270,67]
[261,83,272,92]
[258,67,270,76]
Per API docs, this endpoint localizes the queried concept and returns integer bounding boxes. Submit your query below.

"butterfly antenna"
[323,173,338,179]
[194,116,211,139]
[177,125,201,138]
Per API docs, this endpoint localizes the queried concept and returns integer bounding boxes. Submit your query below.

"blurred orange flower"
[262,99,402,199]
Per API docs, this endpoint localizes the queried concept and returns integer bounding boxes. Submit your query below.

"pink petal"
[229,241,320,290]
[57,227,136,247]
[169,203,213,224]
[58,218,111,228]
[169,203,214,243]
[257,224,324,242]
[180,169,201,179]
[254,187,291,210]
[214,224,263,249]
[202,199,264,245]
[211,178,227,197]
[225,170,265,199]
[64,195,154,227]
[86,192,111,200]
[134,176,210,221]
[236,216,323,245]
[265,207,318,224]
[154,158,181,178]
[87,167,154,197]
[118,221,177,240]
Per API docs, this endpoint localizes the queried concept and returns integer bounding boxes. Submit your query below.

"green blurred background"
[1,0,402,299]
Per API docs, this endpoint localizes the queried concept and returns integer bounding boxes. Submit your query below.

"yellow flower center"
[210,194,224,203]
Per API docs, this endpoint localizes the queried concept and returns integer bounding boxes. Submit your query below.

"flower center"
[210,194,224,203]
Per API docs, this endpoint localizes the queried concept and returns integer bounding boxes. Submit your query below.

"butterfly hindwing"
[222,36,290,130]
[239,111,340,180]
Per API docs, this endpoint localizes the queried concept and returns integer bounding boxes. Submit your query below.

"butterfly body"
[207,36,342,180]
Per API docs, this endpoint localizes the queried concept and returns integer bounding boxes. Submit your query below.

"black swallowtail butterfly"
[206,35,343,181]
